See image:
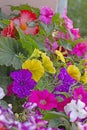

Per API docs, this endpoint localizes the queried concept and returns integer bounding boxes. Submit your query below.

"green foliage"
[43,111,71,130]
[68,0,87,37]
[18,29,39,55]
[0,37,23,69]
[43,111,69,120]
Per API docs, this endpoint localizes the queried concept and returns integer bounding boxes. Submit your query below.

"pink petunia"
[29,89,58,110]
[74,85,87,106]
[72,42,87,57]
[39,6,54,25]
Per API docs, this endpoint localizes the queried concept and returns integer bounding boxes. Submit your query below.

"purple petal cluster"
[10,69,37,98]
[53,68,76,97]
[0,106,15,129]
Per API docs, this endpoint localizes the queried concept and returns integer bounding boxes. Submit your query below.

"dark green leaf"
[0,37,22,69]
[18,29,39,55]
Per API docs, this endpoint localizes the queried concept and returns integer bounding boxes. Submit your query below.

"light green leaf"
[18,29,39,55]
[0,37,22,69]
[43,111,69,120]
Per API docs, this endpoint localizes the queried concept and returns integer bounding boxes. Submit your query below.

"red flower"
[13,10,39,35]
[6,83,13,96]
[57,97,72,112]
[0,123,6,130]
[1,10,39,38]
[1,20,15,38]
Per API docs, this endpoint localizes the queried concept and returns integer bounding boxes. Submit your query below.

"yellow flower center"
[20,23,27,30]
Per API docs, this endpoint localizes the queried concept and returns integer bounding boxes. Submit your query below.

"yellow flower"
[30,49,41,58]
[67,65,81,81]
[81,71,87,84]
[41,53,56,74]
[55,50,65,63]
[22,59,44,82]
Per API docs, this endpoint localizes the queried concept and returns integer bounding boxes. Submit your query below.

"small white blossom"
[64,99,87,122]
[0,87,5,99]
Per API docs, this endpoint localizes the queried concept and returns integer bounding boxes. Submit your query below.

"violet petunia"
[53,68,76,98]
[10,69,37,98]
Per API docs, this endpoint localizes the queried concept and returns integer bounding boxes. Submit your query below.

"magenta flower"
[10,69,37,98]
[70,28,80,40]
[74,85,87,106]
[72,42,87,57]
[39,6,54,25]
[29,90,58,110]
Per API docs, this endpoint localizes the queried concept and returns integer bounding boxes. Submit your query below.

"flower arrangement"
[0,4,87,130]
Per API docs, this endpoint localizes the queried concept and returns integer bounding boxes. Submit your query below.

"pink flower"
[72,42,87,57]
[62,9,73,29]
[39,6,54,25]
[70,28,80,40]
[29,90,58,110]
[13,10,39,35]
[74,85,87,106]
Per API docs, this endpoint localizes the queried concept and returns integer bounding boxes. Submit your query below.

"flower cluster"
[0,4,87,130]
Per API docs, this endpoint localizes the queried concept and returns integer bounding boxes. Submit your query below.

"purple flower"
[0,106,15,129]
[45,38,58,53]
[53,68,76,97]
[22,102,37,111]
[58,67,76,86]
[10,69,37,98]
[39,6,54,25]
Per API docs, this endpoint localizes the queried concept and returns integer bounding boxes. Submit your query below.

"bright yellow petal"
[41,53,56,74]
[55,50,65,63]
[22,59,44,82]
[81,72,87,84]
[67,65,81,81]
[30,49,41,58]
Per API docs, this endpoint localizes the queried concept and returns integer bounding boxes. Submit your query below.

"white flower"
[0,87,5,99]
[64,99,87,122]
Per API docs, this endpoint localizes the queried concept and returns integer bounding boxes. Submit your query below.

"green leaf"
[0,100,8,108]
[48,118,71,130]
[18,29,39,55]
[60,40,72,51]
[43,111,69,120]
[0,19,10,29]
[0,37,22,69]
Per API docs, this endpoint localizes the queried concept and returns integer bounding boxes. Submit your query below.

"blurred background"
[0,0,87,37]
[68,0,87,37]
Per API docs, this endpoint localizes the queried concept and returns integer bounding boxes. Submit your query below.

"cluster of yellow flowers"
[22,49,56,82]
